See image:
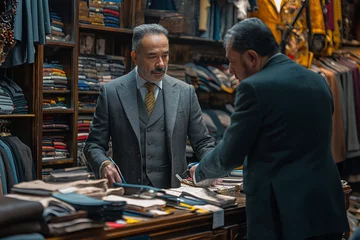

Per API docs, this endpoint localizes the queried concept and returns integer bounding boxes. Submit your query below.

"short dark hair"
[132,24,168,52]
[224,18,279,57]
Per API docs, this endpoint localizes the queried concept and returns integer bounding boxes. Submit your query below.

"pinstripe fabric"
[144,82,156,115]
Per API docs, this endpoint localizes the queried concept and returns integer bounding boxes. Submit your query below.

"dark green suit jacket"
[195,54,349,240]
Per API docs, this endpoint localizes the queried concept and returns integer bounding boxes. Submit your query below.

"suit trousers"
[306,233,343,240]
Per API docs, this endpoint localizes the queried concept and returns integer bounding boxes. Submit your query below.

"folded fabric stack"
[43,97,67,109]
[43,61,68,91]
[0,77,29,114]
[43,115,70,132]
[186,105,235,159]
[97,55,125,85]
[77,115,92,154]
[77,115,95,178]
[78,56,100,92]
[48,12,66,41]
[103,1,121,28]
[79,0,91,25]
[53,192,125,221]
[167,64,186,82]
[0,89,14,114]
[42,115,70,163]
[6,179,111,237]
[89,1,105,26]
[42,135,69,163]
[79,95,97,110]
[46,167,89,183]
[184,63,239,93]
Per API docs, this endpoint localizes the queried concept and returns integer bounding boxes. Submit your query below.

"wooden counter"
[47,200,247,240]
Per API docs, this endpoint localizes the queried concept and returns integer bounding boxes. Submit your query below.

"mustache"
[151,67,166,74]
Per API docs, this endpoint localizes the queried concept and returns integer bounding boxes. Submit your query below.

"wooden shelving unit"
[29,0,233,179]
[78,91,99,95]
[79,109,96,114]
[79,23,133,34]
[0,114,36,118]
[43,90,71,94]
[43,109,75,114]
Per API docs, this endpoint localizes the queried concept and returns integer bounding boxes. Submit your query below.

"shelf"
[78,91,99,95]
[42,129,70,133]
[43,109,74,114]
[43,90,71,94]
[169,35,224,46]
[42,158,74,166]
[79,24,133,34]
[79,23,223,46]
[79,109,95,114]
[0,114,35,118]
[46,40,76,48]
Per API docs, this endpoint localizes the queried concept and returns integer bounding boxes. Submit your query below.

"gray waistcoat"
[137,89,171,189]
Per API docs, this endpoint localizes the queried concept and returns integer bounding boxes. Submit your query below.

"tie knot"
[144,82,156,92]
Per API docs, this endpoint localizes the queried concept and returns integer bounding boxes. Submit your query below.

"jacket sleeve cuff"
[194,165,216,187]
[99,159,112,178]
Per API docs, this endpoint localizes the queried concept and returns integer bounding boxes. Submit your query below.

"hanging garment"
[248,0,326,68]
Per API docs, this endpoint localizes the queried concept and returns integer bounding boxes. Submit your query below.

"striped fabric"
[144,82,156,115]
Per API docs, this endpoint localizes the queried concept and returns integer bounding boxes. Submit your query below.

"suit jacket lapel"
[116,69,141,143]
[163,76,180,141]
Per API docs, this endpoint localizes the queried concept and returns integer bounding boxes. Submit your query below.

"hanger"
[0,119,11,136]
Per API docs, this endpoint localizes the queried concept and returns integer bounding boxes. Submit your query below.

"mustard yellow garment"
[249,0,326,68]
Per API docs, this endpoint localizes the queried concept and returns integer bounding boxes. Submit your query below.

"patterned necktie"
[144,82,156,115]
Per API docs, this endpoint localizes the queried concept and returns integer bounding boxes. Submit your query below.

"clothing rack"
[310,49,360,183]
[0,119,11,136]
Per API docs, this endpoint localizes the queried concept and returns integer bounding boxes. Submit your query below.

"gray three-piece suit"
[84,69,215,188]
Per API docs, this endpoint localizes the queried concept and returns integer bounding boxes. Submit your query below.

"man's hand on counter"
[101,161,121,187]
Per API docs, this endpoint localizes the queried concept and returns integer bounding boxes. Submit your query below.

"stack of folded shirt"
[107,55,125,78]
[77,115,92,150]
[43,61,68,90]
[43,97,68,109]
[79,95,97,110]
[0,77,29,114]
[79,0,91,24]
[42,135,69,163]
[77,115,95,177]
[78,56,100,91]
[43,115,70,132]
[97,55,125,85]
[167,64,186,82]
[103,2,120,28]
[0,89,14,114]
[184,63,239,93]
[49,12,66,41]
[89,1,105,26]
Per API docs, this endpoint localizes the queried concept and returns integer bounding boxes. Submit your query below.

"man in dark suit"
[190,18,349,240]
[84,24,215,188]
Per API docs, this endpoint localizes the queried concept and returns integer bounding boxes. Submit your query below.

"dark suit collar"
[262,53,290,70]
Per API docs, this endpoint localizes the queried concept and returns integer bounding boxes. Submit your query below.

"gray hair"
[132,24,169,52]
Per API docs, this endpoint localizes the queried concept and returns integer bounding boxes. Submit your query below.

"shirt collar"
[135,66,163,90]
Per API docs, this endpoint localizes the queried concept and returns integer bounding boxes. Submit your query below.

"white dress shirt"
[136,66,163,102]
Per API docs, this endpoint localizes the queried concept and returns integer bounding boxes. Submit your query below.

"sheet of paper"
[194,204,224,229]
